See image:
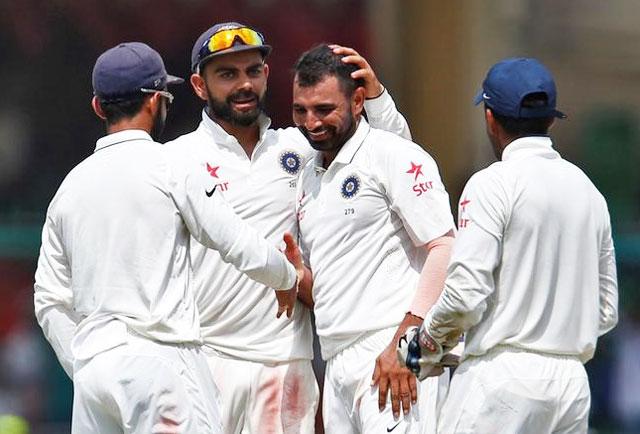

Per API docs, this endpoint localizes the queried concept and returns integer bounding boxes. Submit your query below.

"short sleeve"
[376,135,455,246]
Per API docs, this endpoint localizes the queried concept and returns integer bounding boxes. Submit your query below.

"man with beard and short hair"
[292,44,455,434]
[34,42,303,434]
[164,22,413,434]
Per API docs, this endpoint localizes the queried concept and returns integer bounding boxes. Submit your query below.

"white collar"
[501,136,559,162]
[94,129,153,152]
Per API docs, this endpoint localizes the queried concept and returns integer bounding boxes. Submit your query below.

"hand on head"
[330,44,384,99]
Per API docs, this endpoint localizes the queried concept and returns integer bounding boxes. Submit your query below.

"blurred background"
[0,0,638,433]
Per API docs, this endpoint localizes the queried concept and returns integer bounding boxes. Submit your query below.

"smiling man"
[292,44,455,434]
[164,22,413,433]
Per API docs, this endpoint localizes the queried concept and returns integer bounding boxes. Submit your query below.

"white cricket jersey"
[426,136,619,363]
[296,120,455,360]
[164,90,411,363]
[34,130,296,375]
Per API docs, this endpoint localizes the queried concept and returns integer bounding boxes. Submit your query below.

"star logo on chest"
[206,163,220,178]
[406,162,424,181]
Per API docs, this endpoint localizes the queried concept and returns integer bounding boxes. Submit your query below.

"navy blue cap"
[92,42,183,101]
[473,57,566,119]
[191,22,272,72]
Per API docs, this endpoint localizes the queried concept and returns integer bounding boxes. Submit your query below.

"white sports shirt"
[34,130,296,377]
[426,136,619,363]
[296,119,455,360]
[163,90,411,363]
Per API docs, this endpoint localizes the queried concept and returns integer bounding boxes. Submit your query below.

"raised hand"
[330,44,385,99]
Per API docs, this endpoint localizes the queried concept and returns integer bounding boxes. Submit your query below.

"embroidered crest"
[280,151,302,175]
[341,175,360,199]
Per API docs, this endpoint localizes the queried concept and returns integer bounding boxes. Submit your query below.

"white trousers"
[323,328,449,434]
[438,346,590,434]
[72,332,221,434]
[204,348,319,434]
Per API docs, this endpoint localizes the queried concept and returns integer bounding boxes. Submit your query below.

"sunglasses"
[197,27,265,64]
[141,88,174,104]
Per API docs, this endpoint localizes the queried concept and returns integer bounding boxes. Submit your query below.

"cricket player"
[164,22,413,433]
[292,44,455,434]
[34,42,302,434]
[400,57,619,433]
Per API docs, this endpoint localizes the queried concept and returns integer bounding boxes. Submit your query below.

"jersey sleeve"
[364,88,412,140]
[377,137,455,246]
[34,209,78,379]
[164,150,297,291]
[598,205,618,336]
[425,169,509,347]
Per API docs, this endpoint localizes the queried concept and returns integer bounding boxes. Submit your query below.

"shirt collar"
[199,109,272,149]
[501,136,560,162]
[313,118,370,170]
[94,129,153,152]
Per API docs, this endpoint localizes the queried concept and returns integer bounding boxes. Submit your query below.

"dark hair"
[99,94,149,125]
[293,44,365,97]
[488,92,554,136]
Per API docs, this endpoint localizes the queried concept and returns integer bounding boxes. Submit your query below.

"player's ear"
[485,108,498,135]
[263,62,269,80]
[351,86,365,118]
[190,73,208,102]
[92,96,106,120]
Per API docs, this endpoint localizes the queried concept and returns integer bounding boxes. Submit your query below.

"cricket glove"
[397,325,450,381]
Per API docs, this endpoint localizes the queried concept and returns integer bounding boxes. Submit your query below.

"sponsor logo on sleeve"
[407,161,433,196]
[459,197,471,228]
[280,151,302,175]
[340,175,360,199]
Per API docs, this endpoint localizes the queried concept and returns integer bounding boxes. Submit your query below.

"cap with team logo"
[92,42,184,102]
[473,57,566,119]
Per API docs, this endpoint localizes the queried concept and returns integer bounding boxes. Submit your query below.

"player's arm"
[372,140,455,417]
[423,173,507,352]
[34,213,78,379]
[166,153,299,316]
[331,44,412,140]
[372,233,454,417]
[597,210,618,335]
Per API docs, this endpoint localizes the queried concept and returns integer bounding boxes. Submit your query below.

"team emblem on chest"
[279,151,302,175]
[340,175,361,199]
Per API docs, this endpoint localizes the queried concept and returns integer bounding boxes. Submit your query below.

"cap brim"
[167,74,184,85]
[473,89,484,105]
[553,109,567,119]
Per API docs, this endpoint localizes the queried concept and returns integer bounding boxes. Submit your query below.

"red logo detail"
[206,163,220,178]
[460,198,471,213]
[297,191,306,221]
[406,162,424,181]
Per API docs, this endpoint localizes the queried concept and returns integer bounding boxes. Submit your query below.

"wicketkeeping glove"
[397,325,452,380]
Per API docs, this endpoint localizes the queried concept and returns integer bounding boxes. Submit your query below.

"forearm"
[425,226,501,348]
[177,171,296,290]
[409,232,454,318]
[598,231,619,335]
[394,312,424,343]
